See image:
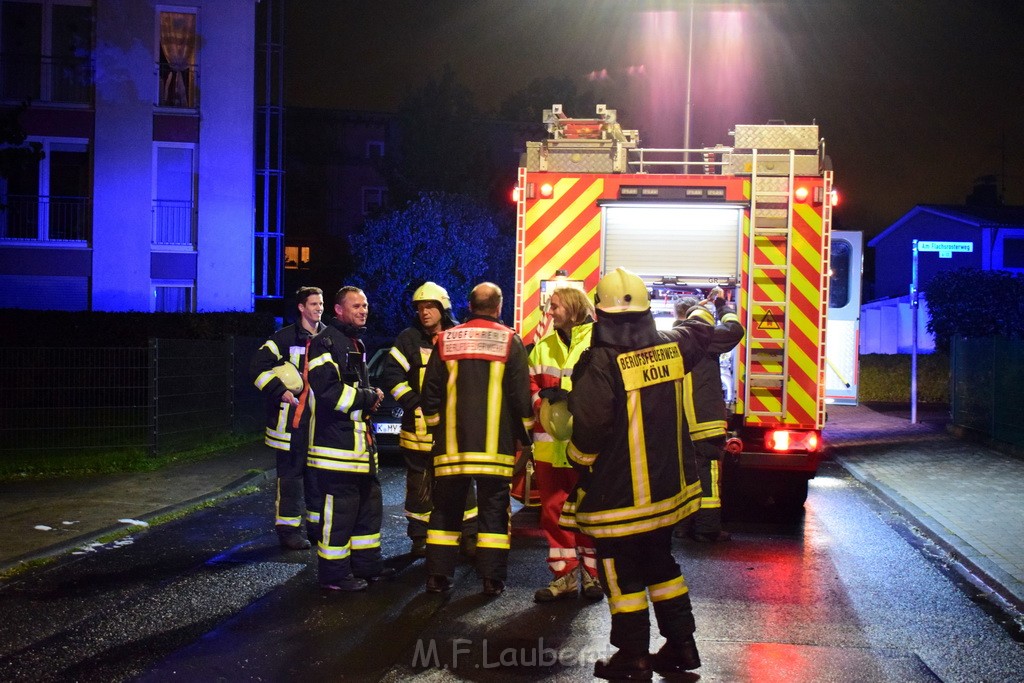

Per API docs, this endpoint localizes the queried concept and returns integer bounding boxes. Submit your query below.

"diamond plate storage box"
[732,124,819,150]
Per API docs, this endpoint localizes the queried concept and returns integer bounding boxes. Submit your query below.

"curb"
[0,467,275,578]
[835,455,1024,616]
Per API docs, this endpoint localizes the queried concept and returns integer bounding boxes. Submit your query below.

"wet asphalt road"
[1,461,1023,682]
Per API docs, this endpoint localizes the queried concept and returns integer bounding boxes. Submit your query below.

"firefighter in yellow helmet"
[381,282,478,558]
[527,286,603,602]
[567,267,713,680]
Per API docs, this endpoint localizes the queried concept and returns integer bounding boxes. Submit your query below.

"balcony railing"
[152,198,196,246]
[0,195,91,242]
[0,53,93,104]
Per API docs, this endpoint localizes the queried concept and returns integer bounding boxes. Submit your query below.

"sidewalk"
[0,441,274,574]
[825,403,1024,614]
[2,406,1022,620]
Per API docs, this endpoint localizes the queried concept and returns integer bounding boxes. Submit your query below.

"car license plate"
[375,422,401,435]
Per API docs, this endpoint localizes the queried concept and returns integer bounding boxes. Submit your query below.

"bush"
[925,268,1024,351]
[858,353,949,403]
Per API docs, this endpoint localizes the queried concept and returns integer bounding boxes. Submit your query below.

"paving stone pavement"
[825,403,1024,614]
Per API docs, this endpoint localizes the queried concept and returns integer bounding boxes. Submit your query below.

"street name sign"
[916,241,973,258]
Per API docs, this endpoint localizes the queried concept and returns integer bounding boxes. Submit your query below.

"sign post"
[910,240,973,423]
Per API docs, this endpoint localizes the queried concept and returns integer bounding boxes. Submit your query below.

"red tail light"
[765,430,820,453]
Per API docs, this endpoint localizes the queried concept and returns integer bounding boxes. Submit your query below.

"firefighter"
[567,267,712,680]
[381,282,478,558]
[306,286,390,591]
[249,286,325,550]
[420,283,533,597]
[527,286,603,602]
[673,288,745,542]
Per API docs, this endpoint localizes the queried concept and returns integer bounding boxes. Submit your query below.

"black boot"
[593,649,652,681]
[651,636,701,674]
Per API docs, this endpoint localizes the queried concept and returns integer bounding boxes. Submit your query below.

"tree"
[496,76,597,123]
[348,192,512,337]
[383,65,493,205]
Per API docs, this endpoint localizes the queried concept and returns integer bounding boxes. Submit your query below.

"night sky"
[285,0,1024,238]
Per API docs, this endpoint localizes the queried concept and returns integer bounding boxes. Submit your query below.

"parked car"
[367,347,403,456]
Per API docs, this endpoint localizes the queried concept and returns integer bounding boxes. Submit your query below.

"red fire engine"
[513,104,841,511]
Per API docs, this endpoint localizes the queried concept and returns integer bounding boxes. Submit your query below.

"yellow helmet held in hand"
[272,362,303,392]
[539,398,573,441]
[412,281,452,311]
[595,267,650,313]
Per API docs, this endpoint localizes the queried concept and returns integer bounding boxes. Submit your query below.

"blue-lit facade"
[0,0,256,312]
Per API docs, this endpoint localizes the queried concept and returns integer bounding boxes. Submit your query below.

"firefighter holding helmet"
[381,282,478,558]
[567,267,713,680]
[527,285,604,602]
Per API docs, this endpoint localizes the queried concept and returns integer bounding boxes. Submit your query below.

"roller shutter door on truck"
[600,204,743,284]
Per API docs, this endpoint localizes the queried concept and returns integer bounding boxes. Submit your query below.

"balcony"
[0,53,93,105]
[0,195,90,242]
[152,199,195,247]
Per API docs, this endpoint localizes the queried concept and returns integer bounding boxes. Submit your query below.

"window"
[152,144,195,246]
[829,238,851,309]
[1002,238,1024,270]
[157,9,197,108]
[284,245,310,270]
[153,281,194,312]
[0,137,90,242]
[362,186,387,215]
[0,1,93,104]
[366,140,384,159]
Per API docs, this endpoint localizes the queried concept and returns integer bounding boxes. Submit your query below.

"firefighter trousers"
[402,448,478,541]
[594,526,696,654]
[426,475,510,581]
[535,461,596,578]
[691,437,725,535]
[315,470,383,585]
[274,421,321,542]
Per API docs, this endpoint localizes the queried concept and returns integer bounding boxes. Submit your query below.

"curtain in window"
[159,12,195,107]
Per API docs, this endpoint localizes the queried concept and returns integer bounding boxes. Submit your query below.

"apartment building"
[0,0,256,312]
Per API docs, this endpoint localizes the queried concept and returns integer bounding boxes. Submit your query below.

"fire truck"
[512,104,844,512]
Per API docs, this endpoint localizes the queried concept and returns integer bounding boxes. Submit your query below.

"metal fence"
[951,336,1024,448]
[0,337,264,459]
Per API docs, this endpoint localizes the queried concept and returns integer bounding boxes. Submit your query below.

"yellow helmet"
[595,267,650,313]
[412,281,451,310]
[539,398,573,440]
[272,362,303,392]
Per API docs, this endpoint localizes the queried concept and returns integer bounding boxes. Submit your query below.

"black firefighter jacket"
[306,320,381,476]
[566,308,713,539]
[676,304,745,442]
[250,321,324,451]
[421,315,534,479]
[381,318,453,453]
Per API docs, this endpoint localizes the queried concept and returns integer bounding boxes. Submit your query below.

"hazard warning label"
[758,311,782,330]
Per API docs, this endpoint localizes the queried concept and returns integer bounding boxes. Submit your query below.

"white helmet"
[412,281,451,311]
[595,267,650,313]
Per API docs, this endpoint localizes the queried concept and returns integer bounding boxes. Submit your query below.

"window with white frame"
[0,137,89,242]
[0,0,93,105]
[152,143,196,247]
[156,6,197,108]
[153,280,194,312]
[362,186,387,216]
